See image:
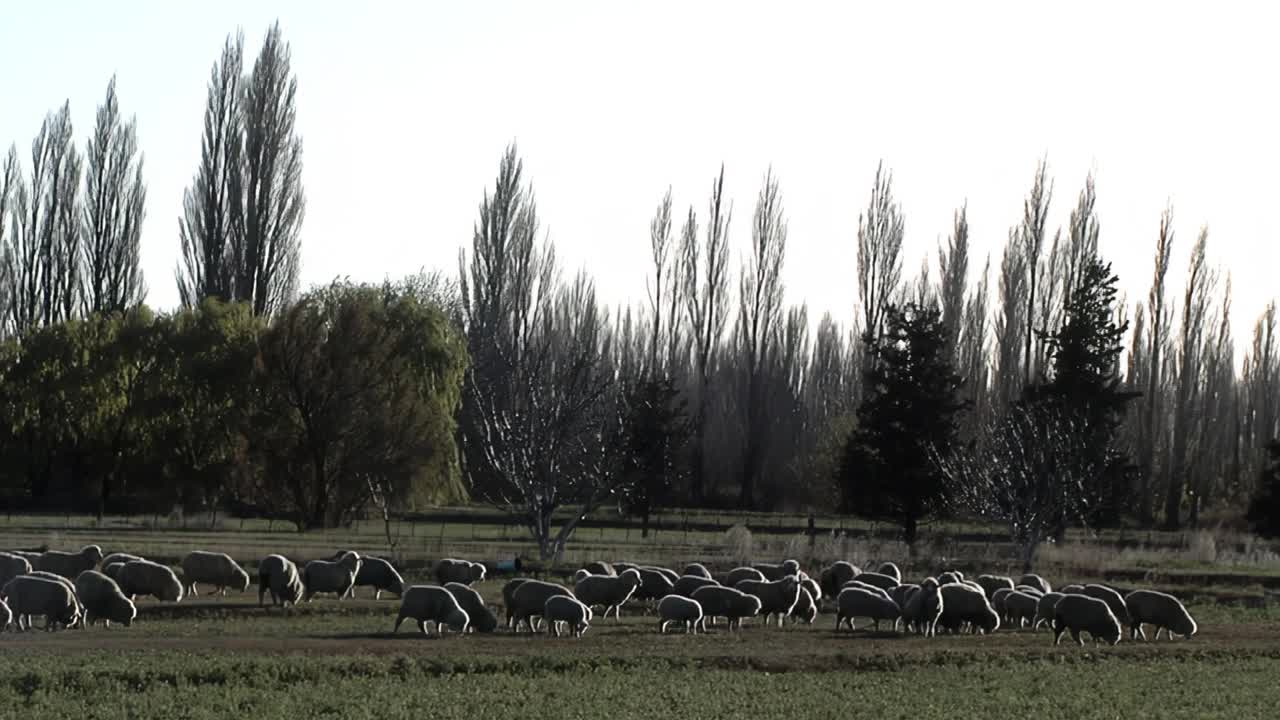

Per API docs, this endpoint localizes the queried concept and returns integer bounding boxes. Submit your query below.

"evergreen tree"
[616,375,691,537]
[1247,440,1280,538]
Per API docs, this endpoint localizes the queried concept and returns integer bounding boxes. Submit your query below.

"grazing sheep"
[819,561,861,596]
[723,567,767,587]
[101,553,144,569]
[876,562,902,584]
[583,561,616,576]
[28,571,84,626]
[1052,593,1121,646]
[1033,592,1066,630]
[800,576,822,604]
[509,580,575,632]
[991,587,1015,619]
[1,575,79,631]
[444,582,499,632]
[938,583,1000,634]
[73,571,136,628]
[302,551,362,601]
[836,587,902,631]
[891,583,919,609]
[544,595,592,638]
[117,560,184,603]
[433,558,486,586]
[903,580,943,636]
[1124,589,1197,641]
[574,569,643,619]
[1019,573,1051,594]
[394,585,470,634]
[1083,584,1130,626]
[1015,585,1045,598]
[682,562,712,579]
[648,566,681,584]
[181,551,250,597]
[851,571,899,591]
[1004,590,1040,629]
[571,569,592,585]
[0,552,33,586]
[937,571,964,586]
[1058,583,1086,595]
[841,580,892,602]
[613,562,640,575]
[672,574,720,599]
[258,555,305,607]
[34,545,104,579]
[734,575,801,627]
[633,567,676,602]
[348,556,404,600]
[657,594,704,633]
[0,597,10,631]
[753,560,801,581]
[977,574,1016,600]
[7,550,42,564]
[501,578,532,629]
[790,586,819,624]
[691,586,762,631]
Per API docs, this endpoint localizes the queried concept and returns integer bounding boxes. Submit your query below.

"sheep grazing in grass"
[753,559,801,582]
[977,574,1015,600]
[1052,593,1121,646]
[1018,573,1051,594]
[903,580,943,636]
[509,580,575,633]
[571,569,591,585]
[657,594,704,634]
[181,551,250,597]
[1003,591,1040,629]
[0,552,32,586]
[734,575,801,627]
[302,551,362,602]
[1,575,79,631]
[501,578,532,629]
[723,567,766,587]
[682,562,712,579]
[991,587,1015,620]
[117,560,184,603]
[258,555,305,608]
[644,566,680,584]
[836,587,902,632]
[73,570,136,628]
[583,561,616,576]
[613,562,640,575]
[800,576,822,604]
[101,553,143,569]
[891,583,919,609]
[394,585,470,635]
[819,562,860,596]
[103,562,126,582]
[691,586,761,631]
[574,569,643,619]
[0,597,10,631]
[852,571,899,592]
[1124,589,1197,641]
[1033,592,1066,630]
[544,595,592,638]
[34,545,104,579]
[841,580,892,602]
[1058,584,1085,595]
[1015,585,1045,599]
[790,586,818,624]
[672,574,719,599]
[347,556,404,600]
[937,571,964,586]
[876,562,902,584]
[938,583,999,635]
[28,571,85,627]
[8,550,43,566]
[444,582,498,633]
[433,558,486,586]
[1083,584,1130,626]
[633,567,676,602]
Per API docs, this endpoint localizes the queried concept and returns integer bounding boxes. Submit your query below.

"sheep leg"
[1072,629,1083,646]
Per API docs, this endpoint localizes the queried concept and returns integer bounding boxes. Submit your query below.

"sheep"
[1033,592,1066,630]
[1058,583,1086,595]
[28,571,84,627]
[258,554,305,607]
[348,556,404,600]
[723,567,766,587]
[583,561,616,576]
[73,570,137,628]
[1015,585,1045,599]
[501,578,532,629]
[544,595,592,638]
[657,594,704,633]
[672,574,719,599]
[682,562,712,579]
[734,575,801,627]
[976,574,1015,600]
[394,585,470,635]
[1018,573,1051,594]
[851,571,899,591]
[1052,593,1121,646]
[753,559,801,581]
[574,569,643,619]
[876,562,902,583]
[836,587,902,631]
[1124,589,1197,641]
[633,567,676,602]
[34,545,104,579]
[991,587,1015,619]
[691,586,762,631]
[103,562,126,582]
[1083,584,1131,626]
[937,571,964,586]
[819,561,860,596]
[891,583,919,609]
[1,575,79,631]
[643,566,680,584]
[433,558,486,586]
[444,582,499,632]
[117,559,184,603]
[903,580,943,636]
[302,551,362,601]
[1004,590,1040,629]
[0,552,33,586]
[790,586,818,624]
[800,576,822,605]
[101,552,144,568]
[181,551,250,597]
[0,597,9,631]
[7,550,41,564]
[613,562,640,575]
[938,583,1000,634]
[841,580,892,602]
[571,569,592,585]
[508,579,575,633]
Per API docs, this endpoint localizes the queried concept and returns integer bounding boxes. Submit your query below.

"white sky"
[2,0,1277,347]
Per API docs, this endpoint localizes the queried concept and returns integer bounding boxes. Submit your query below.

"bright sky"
[2,1,1277,347]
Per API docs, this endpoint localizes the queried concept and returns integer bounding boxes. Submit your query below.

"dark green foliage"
[616,375,691,537]
[1246,441,1280,538]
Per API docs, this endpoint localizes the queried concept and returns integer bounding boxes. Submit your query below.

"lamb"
[501,578,532,628]
[1033,592,1066,629]
[117,560,184,602]
[682,562,712,579]
[851,571,899,591]
[1052,593,1121,646]
[819,561,860,596]
[583,561,616,576]
[0,552,32,586]
[836,587,902,631]
[574,569,643,619]
[508,579,575,632]
[544,595,592,637]
[258,554,305,607]
[657,594,704,633]
[672,574,719,599]
[734,575,801,627]
[101,553,144,568]
[790,586,819,624]
[394,585,470,634]
[444,582,499,632]
[302,551,362,601]
[876,562,902,583]
[691,585,762,631]
[73,570,136,628]
[1018,573,1051,594]
[753,559,801,581]
[181,551,250,597]
[633,567,676,602]
[723,567,766,587]
[938,583,1000,634]
[903,579,943,636]
[1003,590,1040,629]
[433,558,486,586]
[1124,589,1197,641]
[841,580,892,602]
[1,575,79,631]
[34,545,104,579]
[1083,584,1130,626]
[977,574,1015,599]
[348,556,404,599]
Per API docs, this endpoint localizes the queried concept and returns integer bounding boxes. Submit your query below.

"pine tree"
[1246,441,1280,538]
[616,375,691,538]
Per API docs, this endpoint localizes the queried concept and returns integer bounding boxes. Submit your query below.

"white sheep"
[836,587,902,631]
[1019,573,1051,594]
[1003,590,1039,629]
[991,587,1014,619]
[800,576,822,604]
[117,560,184,603]
[851,571,899,591]
[258,554,305,607]
[819,561,860,596]
[1,575,79,631]
[394,585,470,634]
[1014,584,1045,598]
[101,552,144,569]
[891,583,919,609]
[1058,583,1086,595]
[1033,591,1065,630]
[0,552,32,586]
[501,578,532,629]
[1052,593,1121,646]
[937,570,965,586]
[633,567,676,602]
[613,562,640,575]
[28,571,85,628]
[1124,589,1197,641]
[876,562,902,583]
[572,569,592,585]
[938,583,1000,634]
[583,561,615,576]
[734,575,801,627]
[348,556,405,600]
[691,585,762,631]
[508,579,575,632]
[0,597,10,631]
[574,569,642,619]
[34,545,104,579]
[790,586,818,624]
[682,562,712,579]
[73,570,137,628]
[723,567,766,587]
[544,595,592,637]
[1083,584,1130,626]
[657,594,704,633]
[103,562,126,583]
[672,574,720,599]
[976,574,1015,600]
[753,560,801,581]
[841,579,892,602]
[646,566,681,584]
[181,551,250,597]
[903,580,943,636]
[444,582,499,632]
[433,558,486,585]
[302,551,362,601]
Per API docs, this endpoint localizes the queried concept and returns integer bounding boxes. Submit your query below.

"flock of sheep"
[0,545,1199,648]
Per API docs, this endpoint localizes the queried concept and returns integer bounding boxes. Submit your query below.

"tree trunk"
[903,516,918,550]
[641,511,650,539]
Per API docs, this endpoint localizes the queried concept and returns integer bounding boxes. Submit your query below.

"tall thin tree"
[856,162,904,346]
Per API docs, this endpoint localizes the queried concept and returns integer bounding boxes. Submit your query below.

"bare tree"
[992,234,1027,404]
[1242,302,1279,493]
[959,256,991,428]
[1191,276,1234,523]
[1017,159,1052,387]
[937,204,969,359]
[0,147,16,336]
[1139,208,1175,524]
[645,187,674,375]
[856,162,904,344]
[82,77,147,315]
